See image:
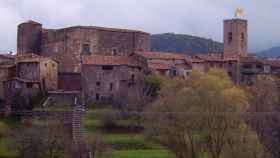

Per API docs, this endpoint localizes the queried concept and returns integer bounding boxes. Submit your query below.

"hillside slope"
[150,33,223,55]
[257,46,280,58]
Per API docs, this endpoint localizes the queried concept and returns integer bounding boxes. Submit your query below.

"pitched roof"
[0,54,15,60]
[148,63,170,70]
[193,53,239,61]
[264,60,280,67]
[136,51,190,60]
[240,56,263,64]
[82,55,141,67]
[4,77,40,83]
[16,53,57,63]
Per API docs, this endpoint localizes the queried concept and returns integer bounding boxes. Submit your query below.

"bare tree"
[247,75,280,158]
[13,121,73,158]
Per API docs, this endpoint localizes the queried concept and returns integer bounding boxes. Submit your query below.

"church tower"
[223,8,248,56]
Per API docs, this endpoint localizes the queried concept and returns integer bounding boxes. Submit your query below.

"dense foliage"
[151,33,223,55]
[144,69,271,158]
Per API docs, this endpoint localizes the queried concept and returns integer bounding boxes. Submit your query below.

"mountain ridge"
[150,33,223,55]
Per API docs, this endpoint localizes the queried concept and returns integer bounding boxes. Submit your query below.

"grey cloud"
[0,0,280,53]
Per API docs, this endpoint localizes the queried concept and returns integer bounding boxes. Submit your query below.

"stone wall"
[39,26,150,73]
[17,62,40,81]
[82,65,143,104]
[17,21,42,54]
[40,60,58,91]
[58,73,82,91]
[223,19,248,56]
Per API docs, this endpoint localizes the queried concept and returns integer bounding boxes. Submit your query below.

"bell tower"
[223,8,248,56]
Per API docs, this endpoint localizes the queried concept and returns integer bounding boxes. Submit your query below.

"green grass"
[84,108,172,158]
[0,117,20,128]
[111,149,174,158]
[0,137,17,158]
[104,134,163,150]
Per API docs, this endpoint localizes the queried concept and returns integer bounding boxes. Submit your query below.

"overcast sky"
[1,0,280,53]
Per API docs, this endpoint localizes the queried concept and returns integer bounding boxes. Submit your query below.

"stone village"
[0,12,280,114]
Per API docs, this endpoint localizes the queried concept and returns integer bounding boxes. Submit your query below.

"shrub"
[97,108,121,130]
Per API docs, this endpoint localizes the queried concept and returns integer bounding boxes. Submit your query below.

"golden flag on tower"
[235,7,244,18]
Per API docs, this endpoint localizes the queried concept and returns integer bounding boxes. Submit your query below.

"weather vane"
[235,7,244,18]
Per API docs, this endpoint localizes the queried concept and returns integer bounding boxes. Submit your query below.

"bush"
[144,75,162,98]
[97,108,121,130]
[0,122,10,137]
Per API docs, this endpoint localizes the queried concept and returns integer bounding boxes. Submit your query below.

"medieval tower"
[17,20,42,54]
[223,8,248,56]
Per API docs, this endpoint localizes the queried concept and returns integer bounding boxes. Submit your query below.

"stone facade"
[81,55,146,104]
[223,19,248,57]
[136,51,192,79]
[17,22,150,74]
[16,55,58,91]
[11,14,280,108]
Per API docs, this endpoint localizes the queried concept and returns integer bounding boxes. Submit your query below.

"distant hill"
[257,46,280,58]
[150,33,223,55]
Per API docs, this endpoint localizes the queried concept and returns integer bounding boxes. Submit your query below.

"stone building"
[136,51,192,78]
[17,21,150,90]
[16,53,58,91]
[81,55,147,104]
[223,19,248,56]
[10,10,280,107]
[0,64,16,99]
[192,53,240,83]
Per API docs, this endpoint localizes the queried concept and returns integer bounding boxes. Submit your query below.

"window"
[26,83,33,89]
[96,82,101,87]
[45,63,48,67]
[241,32,245,42]
[52,63,55,68]
[131,74,135,82]
[82,44,91,55]
[96,93,100,101]
[110,83,113,91]
[172,70,177,76]
[112,48,117,56]
[15,82,22,89]
[256,65,262,69]
[102,65,114,70]
[228,32,233,44]
[228,72,233,77]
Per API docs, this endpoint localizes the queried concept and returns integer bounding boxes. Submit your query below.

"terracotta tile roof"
[148,63,170,70]
[175,63,192,69]
[16,53,57,63]
[82,55,141,67]
[193,53,239,61]
[240,57,263,63]
[264,60,280,67]
[0,54,15,59]
[136,51,190,60]
[0,64,15,69]
[191,58,205,63]
[5,77,40,83]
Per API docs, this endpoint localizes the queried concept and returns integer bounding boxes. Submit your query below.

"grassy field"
[0,107,174,158]
[84,109,174,158]
[0,118,18,158]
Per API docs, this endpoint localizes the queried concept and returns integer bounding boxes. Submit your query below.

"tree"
[144,69,271,158]
[13,121,73,158]
[247,75,280,158]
